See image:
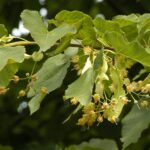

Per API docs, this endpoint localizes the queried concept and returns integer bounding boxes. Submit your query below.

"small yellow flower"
[97,115,103,123]
[70,97,78,105]
[0,87,9,95]
[83,46,92,55]
[71,55,80,63]
[140,100,149,108]
[101,102,109,110]
[93,94,100,103]
[40,87,48,94]
[73,64,80,70]
[18,90,26,97]
[77,118,86,126]
[108,116,117,124]
[12,75,20,83]
[31,74,38,81]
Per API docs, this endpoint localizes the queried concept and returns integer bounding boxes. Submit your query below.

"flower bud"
[18,90,26,97]
[108,116,117,124]
[12,75,20,83]
[83,46,92,55]
[74,64,80,70]
[32,51,44,62]
[140,100,149,108]
[97,115,103,123]
[31,74,38,81]
[40,87,48,94]
[25,73,30,77]
[93,94,100,103]
[101,102,109,110]
[0,87,9,95]
[77,118,86,126]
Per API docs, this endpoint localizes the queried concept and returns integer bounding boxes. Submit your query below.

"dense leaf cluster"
[0,10,150,149]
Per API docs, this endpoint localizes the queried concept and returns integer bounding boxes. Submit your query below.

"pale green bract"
[64,68,94,106]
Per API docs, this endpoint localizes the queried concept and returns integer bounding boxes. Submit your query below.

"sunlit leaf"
[93,17,122,36]
[21,10,76,51]
[113,14,139,24]
[104,31,150,67]
[55,10,93,26]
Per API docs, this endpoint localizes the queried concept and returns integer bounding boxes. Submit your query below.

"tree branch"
[3,41,114,51]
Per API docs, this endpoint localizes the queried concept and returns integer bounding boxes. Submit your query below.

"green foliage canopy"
[0,10,150,150]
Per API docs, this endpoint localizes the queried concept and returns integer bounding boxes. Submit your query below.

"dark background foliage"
[0,0,150,150]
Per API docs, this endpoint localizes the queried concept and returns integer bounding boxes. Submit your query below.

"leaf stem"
[4,41,37,47]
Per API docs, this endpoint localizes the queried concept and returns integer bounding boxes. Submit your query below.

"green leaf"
[64,68,94,106]
[113,14,139,25]
[28,54,70,97]
[65,138,118,150]
[93,17,122,37]
[77,25,101,48]
[0,24,8,38]
[104,31,150,67]
[0,46,25,71]
[44,24,76,51]
[138,18,150,34]
[21,10,76,52]
[139,14,150,22]
[113,14,139,41]
[54,10,102,47]
[121,24,138,41]
[27,54,70,114]
[0,63,18,87]
[104,31,128,49]
[55,10,93,26]
[138,19,150,46]
[121,104,150,149]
